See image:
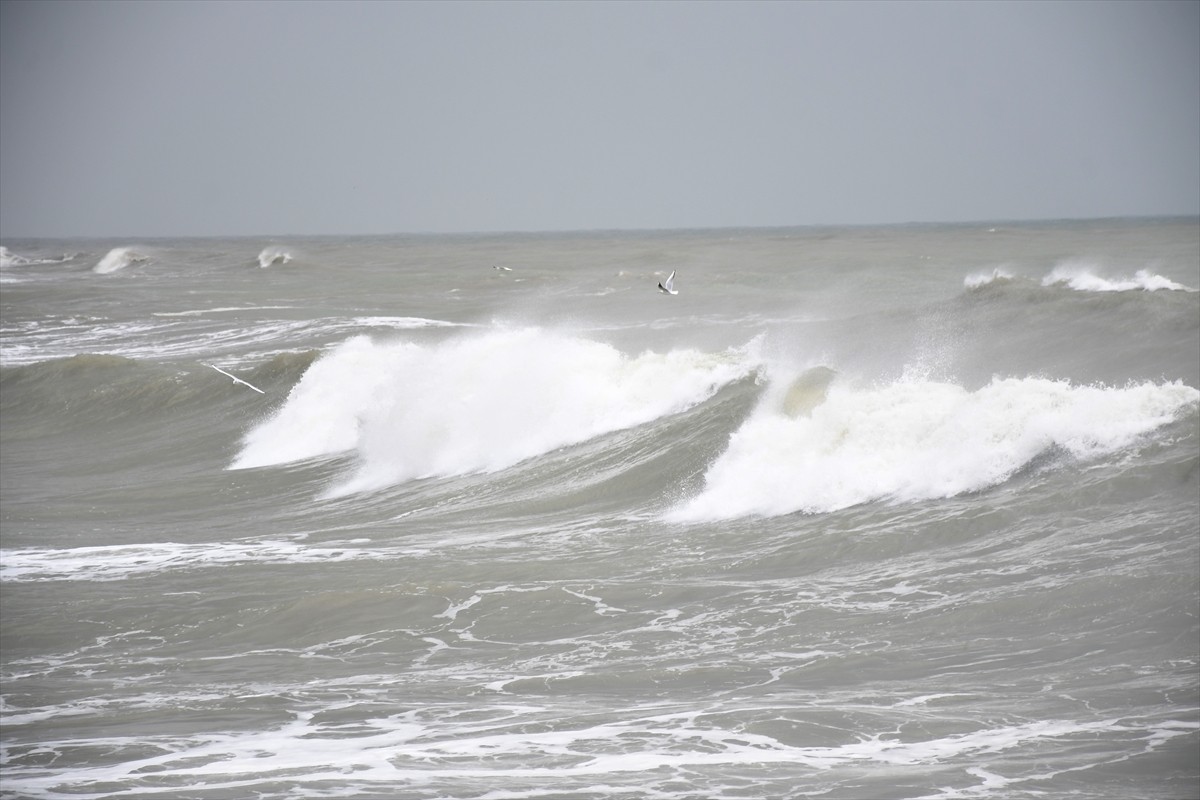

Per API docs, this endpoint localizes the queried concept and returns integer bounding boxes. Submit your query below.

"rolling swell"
[0,351,316,430]
[931,268,1200,388]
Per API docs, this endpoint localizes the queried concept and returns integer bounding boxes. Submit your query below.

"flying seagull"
[207,363,265,394]
[657,270,678,295]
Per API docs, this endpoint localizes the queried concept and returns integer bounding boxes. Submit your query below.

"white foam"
[256,245,293,268]
[1,244,28,268]
[963,267,1015,288]
[231,328,754,496]
[1,245,75,268]
[152,306,295,317]
[93,247,147,274]
[1042,262,1194,292]
[0,314,461,367]
[671,375,1199,521]
[0,539,418,583]
[352,316,466,329]
[1,707,1179,798]
[895,693,973,707]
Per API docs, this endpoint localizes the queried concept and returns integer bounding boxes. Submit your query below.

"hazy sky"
[1,0,1197,237]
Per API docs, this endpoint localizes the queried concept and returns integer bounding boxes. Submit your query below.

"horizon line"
[3,213,1198,242]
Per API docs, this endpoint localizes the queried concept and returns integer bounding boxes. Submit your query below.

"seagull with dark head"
[657,270,678,295]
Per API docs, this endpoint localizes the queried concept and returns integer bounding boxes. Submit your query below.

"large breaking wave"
[231,328,757,496]
[671,373,1199,520]
[231,325,1198,516]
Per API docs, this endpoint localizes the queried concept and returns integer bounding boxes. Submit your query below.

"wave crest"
[964,263,1195,293]
[257,246,293,268]
[231,329,757,496]
[1,245,76,268]
[963,267,1015,289]
[94,247,147,274]
[670,375,1199,521]
[1042,262,1194,292]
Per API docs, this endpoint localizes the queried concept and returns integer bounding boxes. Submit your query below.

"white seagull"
[657,269,678,295]
[206,363,265,394]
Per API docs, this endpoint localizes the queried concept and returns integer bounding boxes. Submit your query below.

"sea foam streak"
[0,707,1189,796]
[672,375,1199,521]
[232,328,754,495]
[0,539,412,583]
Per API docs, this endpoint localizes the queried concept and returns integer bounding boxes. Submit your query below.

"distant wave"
[969,266,1195,293]
[257,246,293,268]
[1042,262,1194,292]
[231,328,757,496]
[963,267,1015,288]
[1,245,77,269]
[964,262,1196,292]
[0,245,22,268]
[670,373,1199,521]
[94,247,148,274]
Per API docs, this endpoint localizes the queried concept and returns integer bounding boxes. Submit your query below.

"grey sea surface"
[1,219,1198,799]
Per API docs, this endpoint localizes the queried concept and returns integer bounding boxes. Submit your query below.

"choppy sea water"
[1,219,1198,799]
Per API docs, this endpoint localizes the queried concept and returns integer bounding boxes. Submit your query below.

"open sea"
[1,219,1198,800]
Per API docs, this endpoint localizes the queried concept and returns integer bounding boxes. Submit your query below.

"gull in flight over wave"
[207,363,265,394]
[658,269,678,295]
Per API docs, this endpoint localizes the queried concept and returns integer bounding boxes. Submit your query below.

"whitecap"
[1042,261,1194,292]
[963,266,1015,288]
[94,246,147,274]
[230,328,756,496]
[670,374,1199,521]
[2,245,76,270]
[257,246,293,268]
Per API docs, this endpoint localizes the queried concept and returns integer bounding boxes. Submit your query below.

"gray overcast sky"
[1,0,1197,237]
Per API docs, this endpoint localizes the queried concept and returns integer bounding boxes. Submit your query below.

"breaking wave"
[229,325,1199,516]
[257,246,293,268]
[231,328,757,495]
[963,266,1015,288]
[1,245,76,268]
[966,262,1196,292]
[1042,262,1194,292]
[671,373,1199,521]
[94,247,148,274]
